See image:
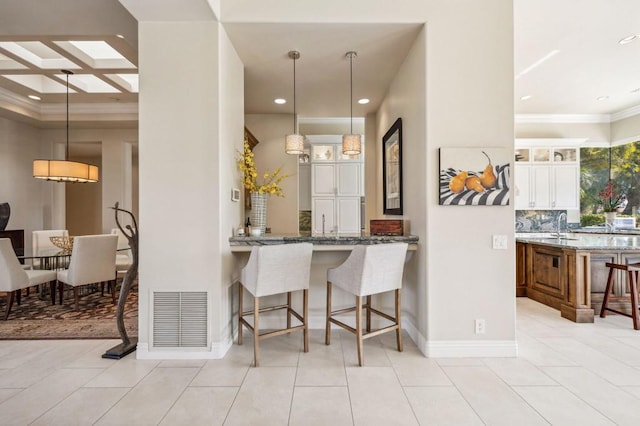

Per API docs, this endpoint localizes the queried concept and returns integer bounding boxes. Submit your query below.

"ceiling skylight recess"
[55,41,136,69]
[0,42,79,69]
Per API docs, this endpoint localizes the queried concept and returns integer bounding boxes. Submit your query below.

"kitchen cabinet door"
[514,165,532,209]
[312,198,336,235]
[312,164,336,196]
[336,163,361,196]
[531,166,552,208]
[336,197,361,233]
[552,166,579,209]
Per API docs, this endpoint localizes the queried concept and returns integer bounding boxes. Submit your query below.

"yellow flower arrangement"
[237,139,291,197]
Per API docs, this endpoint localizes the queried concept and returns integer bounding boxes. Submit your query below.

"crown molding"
[515,114,611,124]
[611,104,640,122]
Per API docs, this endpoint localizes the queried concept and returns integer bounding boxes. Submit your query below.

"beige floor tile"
[159,387,238,425]
[0,388,21,404]
[443,366,548,425]
[516,333,577,367]
[405,386,484,426]
[621,386,640,399]
[96,367,199,425]
[63,340,122,369]
[542,366,640,425]
[539,337,640,385]
[387,347,452,386]
[0,368,101,425]
[296,366,347,386]
[340,335,391,367]
[31,387,130,426]
[435,358,486,366]
[482,358,557,386]
[190,357,251,387]
[513,385,615,425]
[157,359,207,368]
[84,355,159,387]
[224,367,297,425]
[346,367,418,425]
[289,386,353,426]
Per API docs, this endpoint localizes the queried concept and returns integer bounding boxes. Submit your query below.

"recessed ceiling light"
[28,94,40,101]
[274,98,286,104]
[358,98,370,104]
[116,34,125,39]
[597,96,609,101]
[520,95,532,101]
[619,34,639,45]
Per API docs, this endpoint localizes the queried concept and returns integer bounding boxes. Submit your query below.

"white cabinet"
[514,146,579,210]
[309,139,364,234]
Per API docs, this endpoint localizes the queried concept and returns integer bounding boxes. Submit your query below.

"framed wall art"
[383,118,403,215]
[439,147,510,206]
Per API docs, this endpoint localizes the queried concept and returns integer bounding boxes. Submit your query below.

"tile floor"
[1,298,640,425]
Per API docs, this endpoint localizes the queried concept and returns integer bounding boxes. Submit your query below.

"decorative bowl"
[49,236,74,251]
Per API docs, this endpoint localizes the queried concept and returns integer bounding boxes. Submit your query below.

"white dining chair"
[238,243,313,366]
[325,243,408,366]
[56,234,118,311]
[111,228,132,279]
[32,229,69,269]
[0,238,57,319]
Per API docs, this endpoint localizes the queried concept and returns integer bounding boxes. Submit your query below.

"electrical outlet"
[492,234,508,250]
[475,319,486,334]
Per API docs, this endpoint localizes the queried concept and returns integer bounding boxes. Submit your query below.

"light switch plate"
[492,234,508,250]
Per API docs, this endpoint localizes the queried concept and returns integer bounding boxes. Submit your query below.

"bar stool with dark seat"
[600,261,640,330]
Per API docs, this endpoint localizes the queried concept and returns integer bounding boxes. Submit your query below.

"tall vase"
[0,202,9,231]
[250,192,267,234]
[605,211,617,229]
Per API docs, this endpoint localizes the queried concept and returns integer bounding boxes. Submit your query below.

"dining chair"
[56,234,118,311]
[111,228,132,279]
[32,229,69,269]
[325,243,408,366]
[0,238,57,319]
[238,243,313,366]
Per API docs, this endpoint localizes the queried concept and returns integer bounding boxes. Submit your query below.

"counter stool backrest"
[241,243,313,297]
[328,243,408,296]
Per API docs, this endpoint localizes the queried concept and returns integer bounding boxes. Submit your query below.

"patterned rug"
[0,286,137,340]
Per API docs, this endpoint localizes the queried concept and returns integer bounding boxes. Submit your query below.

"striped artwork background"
[439,163,510,205]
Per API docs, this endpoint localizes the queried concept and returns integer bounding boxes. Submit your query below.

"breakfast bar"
[229,234,419,328]
[516,232,640,323]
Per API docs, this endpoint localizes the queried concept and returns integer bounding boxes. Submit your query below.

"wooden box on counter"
[370,220,406,236]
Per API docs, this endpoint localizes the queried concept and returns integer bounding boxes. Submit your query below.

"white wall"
[137,20,221,354]
[0,117,53,251]
[244,114,299,234]
[218,24,245,346]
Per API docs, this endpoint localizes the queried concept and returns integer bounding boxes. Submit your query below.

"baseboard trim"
[135,337,233,360]
[425,339,518,358]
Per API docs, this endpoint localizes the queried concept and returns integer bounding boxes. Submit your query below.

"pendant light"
[33,70,99,183]
[285,50,304,154]
[342,51,361,155]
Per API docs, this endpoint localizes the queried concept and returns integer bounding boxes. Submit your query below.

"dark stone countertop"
[229,233,419,248]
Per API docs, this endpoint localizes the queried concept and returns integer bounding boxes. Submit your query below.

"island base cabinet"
[516,242,527,297]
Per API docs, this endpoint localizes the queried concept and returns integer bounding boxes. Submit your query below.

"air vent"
[152,291,208,348]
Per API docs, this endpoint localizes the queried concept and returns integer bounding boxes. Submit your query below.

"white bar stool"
[238,243,313,366]
[325,242,408,366]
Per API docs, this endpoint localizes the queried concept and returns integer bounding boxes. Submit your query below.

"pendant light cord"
[65,71,69,160]
[349,54,353,134]
[293,55,297,133]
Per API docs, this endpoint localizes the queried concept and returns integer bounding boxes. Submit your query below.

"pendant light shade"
[33,70,99,183]
[342,51,361,156]
[285,50,304,154]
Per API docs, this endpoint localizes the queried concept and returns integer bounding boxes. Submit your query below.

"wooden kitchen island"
[516,233,640,323]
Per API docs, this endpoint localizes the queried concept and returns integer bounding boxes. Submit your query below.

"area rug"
[0,287,137,340]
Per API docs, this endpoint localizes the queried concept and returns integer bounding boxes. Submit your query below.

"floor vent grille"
[152,291,208,348]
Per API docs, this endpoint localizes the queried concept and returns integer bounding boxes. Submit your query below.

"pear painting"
[439,148,510,206]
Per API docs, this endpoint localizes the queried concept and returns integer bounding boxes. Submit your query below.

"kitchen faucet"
[554,212,567,237]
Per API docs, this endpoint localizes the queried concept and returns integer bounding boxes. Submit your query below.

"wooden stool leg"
[630,270,640,330]
[287,291,292,330]
[396,288,403,352]
[58,282,64,305]
[4,291,15,320]
[253,295,260,367]
[303,289,309,353]
[238,284,243,345]
[74,287,80,311]
[366,295,372,333]
[356,295,363,366]
[49,281,56,305]
[600,267,616,318]
[325,282,332,345]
